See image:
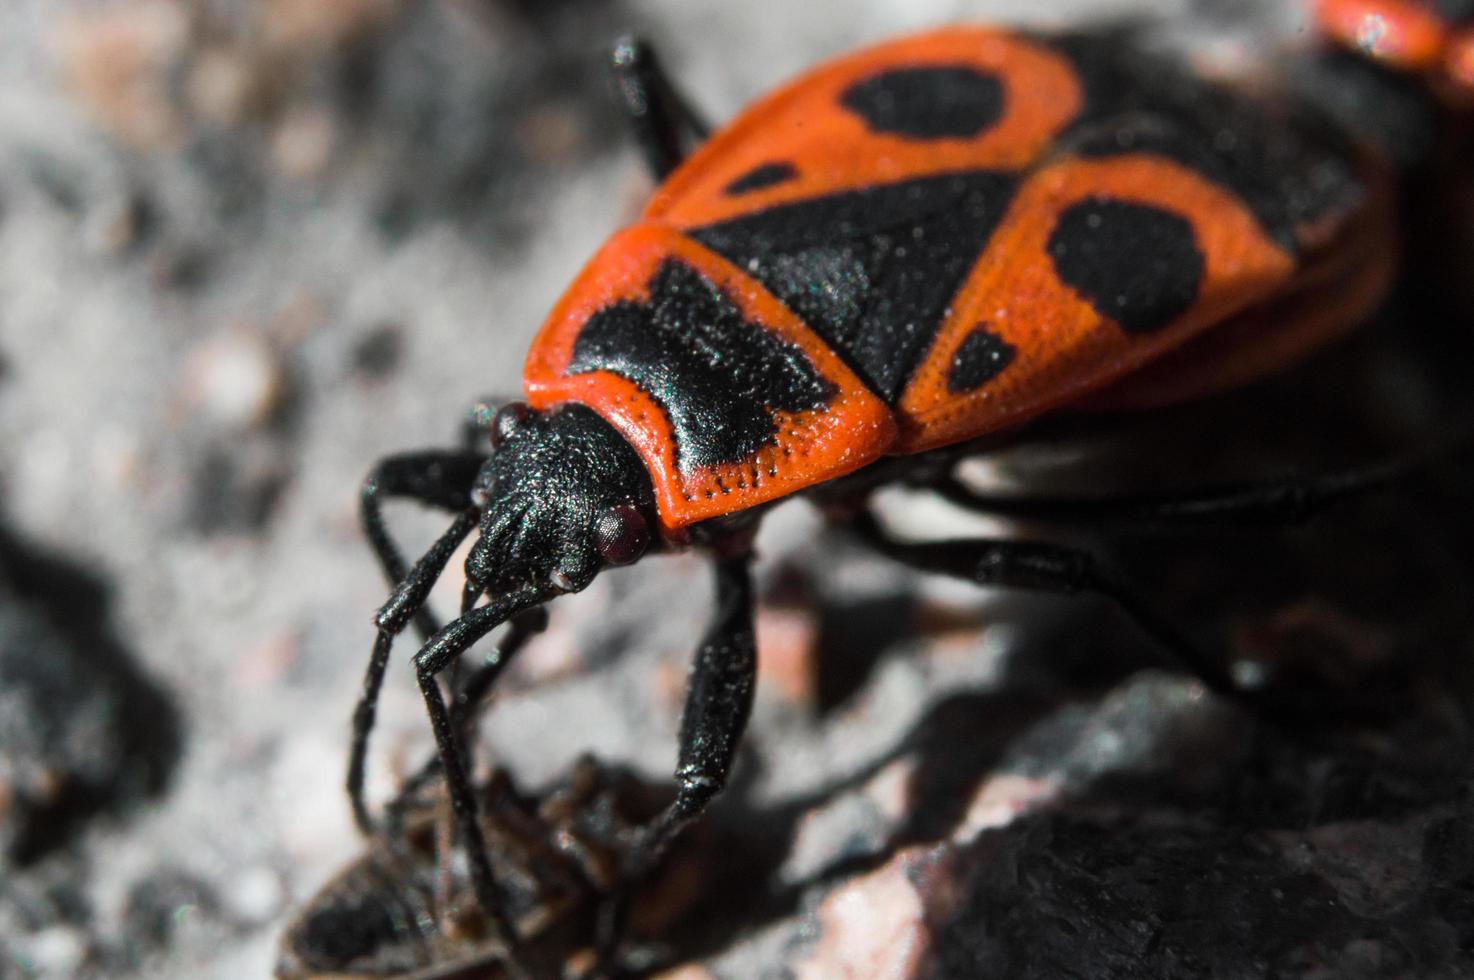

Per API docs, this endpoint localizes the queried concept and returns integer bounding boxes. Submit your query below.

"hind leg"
[931,432,1470,527]
[848,510,1240,698]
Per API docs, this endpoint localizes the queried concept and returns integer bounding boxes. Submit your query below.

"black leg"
[360,450,487,640]
[610,34,711,181]
[353,446,490,836]
[849,511,1240,698]
[599,552,757,961]
[933,437,1466,528]
[407,587,550,953]
[348,508,481,835]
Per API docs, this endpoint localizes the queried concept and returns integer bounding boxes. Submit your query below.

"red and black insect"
[344,4,1468,963]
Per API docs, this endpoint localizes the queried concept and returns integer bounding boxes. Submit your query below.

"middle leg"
[847,510,1241,698]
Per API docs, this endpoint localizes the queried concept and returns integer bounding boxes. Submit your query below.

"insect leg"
[610,34,711,181]
[934,435,1468,528]
[849,511,1240,698]
[360,447,489,765]
[349,507,479,835]
[360,450,487,639]
[600,552,756,961]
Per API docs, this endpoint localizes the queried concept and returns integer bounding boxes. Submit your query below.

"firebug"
[338,6,1472,967]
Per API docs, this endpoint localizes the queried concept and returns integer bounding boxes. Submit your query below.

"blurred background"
[6,1,1474,978]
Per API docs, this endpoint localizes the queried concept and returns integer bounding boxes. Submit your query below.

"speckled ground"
[3,1,1474,978]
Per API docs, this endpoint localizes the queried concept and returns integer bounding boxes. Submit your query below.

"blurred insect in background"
[281,754,687,979]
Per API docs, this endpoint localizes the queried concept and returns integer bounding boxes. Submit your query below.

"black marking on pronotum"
[839,65,1007,140]
[725,162,799,195]
[568,259,836,474]
[947,325,1017,393]
[693,170,1018,402]
[1048,197,1205,336]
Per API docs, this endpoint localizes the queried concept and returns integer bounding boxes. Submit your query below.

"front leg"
[360,449,487,638]
[599,551,757,963]
[645,553,756,866]
[352,431,499,834]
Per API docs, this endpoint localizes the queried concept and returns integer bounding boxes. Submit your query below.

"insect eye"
[490,402,533,449]
[594,504,650,566]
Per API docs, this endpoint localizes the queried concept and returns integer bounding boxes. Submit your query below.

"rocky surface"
[2,0,1474,978]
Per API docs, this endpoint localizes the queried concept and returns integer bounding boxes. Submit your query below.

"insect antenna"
[383,607,548,829]
[347,508,479,835]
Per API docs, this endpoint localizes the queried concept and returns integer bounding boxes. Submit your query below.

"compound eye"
[490,402,533,450]
[594,504,650,566]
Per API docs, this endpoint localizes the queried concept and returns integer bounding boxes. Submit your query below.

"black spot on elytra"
[1048,198,1205,335]
[568,260,836,474]
[840,66,1006,140]
[947,326,1017,393]
[725,162,799,195]
[693,170,1018,402]
[1042,32,1365,252]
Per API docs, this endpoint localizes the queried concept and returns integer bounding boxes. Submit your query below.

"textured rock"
[0,527,179,868]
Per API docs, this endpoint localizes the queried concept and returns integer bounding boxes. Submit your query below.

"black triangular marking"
[691,170,1019,402]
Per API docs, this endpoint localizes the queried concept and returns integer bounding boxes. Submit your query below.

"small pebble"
[27,925,89,977]
[264,0,391,48]
[226,865,284,924]
[181,328,284,431]
[186,47,258,125]
[270,107,337,181]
